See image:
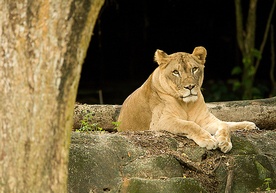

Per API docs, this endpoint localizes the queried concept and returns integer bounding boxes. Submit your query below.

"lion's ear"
[192,46,207,65]
[154,49,169,66]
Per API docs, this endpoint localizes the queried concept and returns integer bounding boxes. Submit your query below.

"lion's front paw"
[228,121,259,131]
[243,121,259,130]
[215,128,232,153]
[216,136,232,153]
[193,135,218,150]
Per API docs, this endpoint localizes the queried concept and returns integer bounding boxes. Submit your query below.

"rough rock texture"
[68,130,276,193]
[73,104,121,131]
[69,97,276,192]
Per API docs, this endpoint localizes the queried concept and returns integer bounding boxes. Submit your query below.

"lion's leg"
[151,117,218,150]
[214,122,232,153]
[214,121,258,153]
[226,121,258,131]
[202,120,233,153]
[187,126,218,150]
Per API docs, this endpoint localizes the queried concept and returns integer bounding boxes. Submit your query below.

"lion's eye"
[192,67,198,73]
[172,70,180,76]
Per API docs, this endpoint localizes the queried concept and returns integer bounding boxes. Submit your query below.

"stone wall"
[68,130,276,193]
[69,97,276,193]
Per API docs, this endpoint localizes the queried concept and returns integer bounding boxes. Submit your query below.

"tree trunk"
[0,0,104,192]
[234,0,258,99]
[271,25,276,96]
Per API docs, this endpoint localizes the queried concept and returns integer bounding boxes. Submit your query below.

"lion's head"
[153,46,207,103]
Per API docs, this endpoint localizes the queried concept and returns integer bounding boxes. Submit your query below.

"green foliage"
[203,79,269,102]
[75,112,121,133]
[252,48,262,60]
[242,57,252,67]
[112,121,121,131]
[230,48,264,99]
[203,80,240,102]
[231,66,242,75]
[263,178,272,191]
[76,112,103,132]
[248,65,256,77]
[232,80,241,92]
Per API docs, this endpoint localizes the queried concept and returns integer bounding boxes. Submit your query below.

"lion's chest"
[150,102,189,122]
[150,98,207,125]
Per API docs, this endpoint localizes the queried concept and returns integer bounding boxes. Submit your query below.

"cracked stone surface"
[68,129,276,193]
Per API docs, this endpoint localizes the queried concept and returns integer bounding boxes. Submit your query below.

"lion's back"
[118,82,153,131]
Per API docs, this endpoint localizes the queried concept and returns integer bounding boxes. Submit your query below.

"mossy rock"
[215,155,276,193]
[180,146,207,162]
[123,155,183,178]
[68,130,276,193]
[120,177,208,193]
[68,133,144,193]
[230,135,257,155]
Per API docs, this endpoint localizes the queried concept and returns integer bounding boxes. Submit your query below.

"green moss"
[123,155,183,179]
[255,161,270,181]
[122,177,207,193]
[230,135,257,155]
[182,146,206,162]
[165,137,178,150]
[215,154,276,192]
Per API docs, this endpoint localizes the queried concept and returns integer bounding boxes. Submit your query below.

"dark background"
[77,0,275,104]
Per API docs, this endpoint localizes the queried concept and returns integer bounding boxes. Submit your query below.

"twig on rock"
[170,151,206,174]
[225,169,234,193]
[225,157,235,193]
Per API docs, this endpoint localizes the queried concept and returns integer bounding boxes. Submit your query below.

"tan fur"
[118,46,257,153]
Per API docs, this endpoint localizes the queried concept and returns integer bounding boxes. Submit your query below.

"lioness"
[118,46,257,153]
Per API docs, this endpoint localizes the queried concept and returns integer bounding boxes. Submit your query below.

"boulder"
[68,130,276,193]
[69,97,276,192]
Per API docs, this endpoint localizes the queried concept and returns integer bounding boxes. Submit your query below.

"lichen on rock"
[68,129,276,193]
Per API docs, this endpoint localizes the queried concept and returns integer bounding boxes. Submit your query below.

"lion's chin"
[181,95,198,103]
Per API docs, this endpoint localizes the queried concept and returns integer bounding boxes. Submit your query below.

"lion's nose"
[184,84,195,90]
